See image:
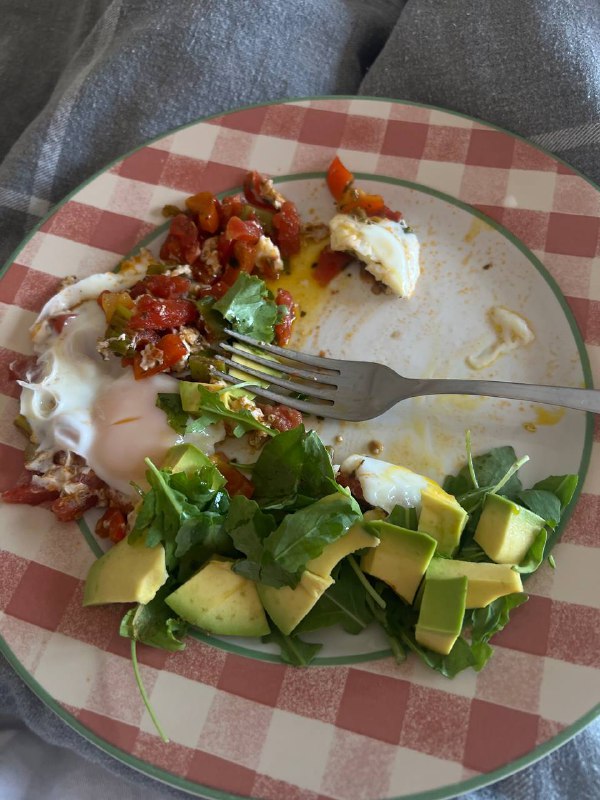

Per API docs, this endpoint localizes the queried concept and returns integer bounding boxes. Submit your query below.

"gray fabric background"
[0,1,599,798]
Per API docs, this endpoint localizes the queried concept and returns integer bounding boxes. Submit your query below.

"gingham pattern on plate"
[0,98,598,800]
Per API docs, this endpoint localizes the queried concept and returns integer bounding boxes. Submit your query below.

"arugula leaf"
[516,489,561,528]
[129,457,229,569]
[251,425,336,510]
[532,473,578,510]
[296,561,372,635]
[456,540,490,563]
[514,528,547,574]
[262,627,322,666]
[386,505,418,531]
[224,496,280,583]
[262,492,362,586]
[444,446,523,499]
[179,382,275,438]
[156,393,188,434]
[469,593,528,643]
[213,273,279,342]
[119,586,188,652]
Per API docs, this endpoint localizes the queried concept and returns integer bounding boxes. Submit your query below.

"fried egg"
[20,262,223,498]
[328,213,420,297]
[339,455,448,512]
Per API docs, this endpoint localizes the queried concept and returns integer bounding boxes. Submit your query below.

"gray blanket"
[1,1,599,798]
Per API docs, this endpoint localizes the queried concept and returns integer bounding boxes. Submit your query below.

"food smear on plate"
[467,305,535,370]
[1,162,578,738]
[326,156,421,297]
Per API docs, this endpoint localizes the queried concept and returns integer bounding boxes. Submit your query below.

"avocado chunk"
[474,493,545,564]
[415,575,468,655]
[306,519,380,579]
[161,442,225,488]
[83,537,168,606]
[229,343,280,388]
[426,558,523,608]
[258,570,334,635]
[360,521,437,603]
[165,558,269,637]
[418,486,468,556]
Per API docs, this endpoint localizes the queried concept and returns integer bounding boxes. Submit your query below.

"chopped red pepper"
[159,214,201,264]
[132,332,188,379]
[243,171,279,210]
[211,452,254,498]
[185,191,221,234]
[314,247,353,287]
[129,295,198,331]
[142,274,191,299]
[327,156,354,201]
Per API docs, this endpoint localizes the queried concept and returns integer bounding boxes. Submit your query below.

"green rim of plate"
[1,95,598,800]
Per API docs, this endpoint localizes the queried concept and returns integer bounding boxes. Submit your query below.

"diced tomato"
[259,403,303,432]
[185,191,221,234]
[220,193,245,224]
[142,274,191,299]
[49,314,76,334]
[211,452,254,498]
[336,473,365,504]
[129,295,198,331]
[132,333,188,379]
[274,288,296,346]
[159,214,201,264]
[327,156,354,201]
[51,490,99,522]
[205,279,230,300]
[1,483,60,505]
[272,201,301,257]
[232,240,256,273]
[95,507,127,543]
[225,216,263,244]
[243,171,279,210]
[380,205,403,222]
[314,247,353,287]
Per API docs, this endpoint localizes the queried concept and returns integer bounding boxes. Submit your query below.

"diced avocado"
[179,381,210,413]
[426,558,523,608]
[418,486,468,557]
[161,443,223,487]
[306,518,379,579]
[474,493,545,564]
[361,521,437,603]
[165,558,269,637]
[83,537,168,606]
[415,575,468,655]
[258,570,334,635]
[229,344,280,388]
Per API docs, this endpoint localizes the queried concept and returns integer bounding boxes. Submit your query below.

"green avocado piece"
[474,493,545,564]
[306,518,380,580]
[160,443,224,488]
[258,570,334,635]
[426,558,523,608]
[361,521,437,603]
[415,575,468,655]
[418,486,468,557]
[165,558,269,637]
[83,537,168,606]
[229,343,280,388]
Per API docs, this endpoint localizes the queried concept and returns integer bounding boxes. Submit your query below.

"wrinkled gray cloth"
[1,1,599,798]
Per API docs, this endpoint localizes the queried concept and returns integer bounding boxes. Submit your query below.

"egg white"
[328,213,420,297]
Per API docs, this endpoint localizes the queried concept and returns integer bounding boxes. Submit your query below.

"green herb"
[262,627,322,666]
[531,474,578,510]
[213,273,280,342]
[444,445,524,499]
[296,560,373,635]
[251,425,337,510]
[232,492,361,588]
[514,528,547,574]
[195,296,226,341]
[548,554,557,569]
[386,505,418,531]
[119,585,187,652]
[466,430,479,489]
[179,382,275,438]
[130,640,169,743]
[156,393,188,434]
[347,554,386,609]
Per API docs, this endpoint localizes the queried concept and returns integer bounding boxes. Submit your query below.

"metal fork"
[211,328,600,422]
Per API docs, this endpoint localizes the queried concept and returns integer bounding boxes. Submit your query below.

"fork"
[211,328,600,422]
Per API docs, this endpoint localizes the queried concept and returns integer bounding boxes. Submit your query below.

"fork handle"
[409,378,600,413]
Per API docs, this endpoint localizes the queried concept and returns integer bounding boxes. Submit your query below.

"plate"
[1,97,599,800]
